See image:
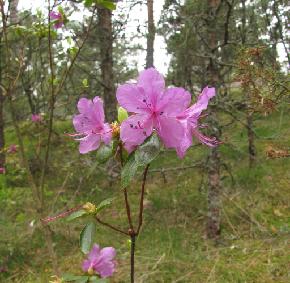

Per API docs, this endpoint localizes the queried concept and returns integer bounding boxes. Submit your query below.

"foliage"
[0,0,289,282]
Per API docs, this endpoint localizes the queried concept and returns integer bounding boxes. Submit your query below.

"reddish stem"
[136,164,150,235]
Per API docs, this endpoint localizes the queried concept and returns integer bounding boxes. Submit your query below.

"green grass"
[0,105,289,282]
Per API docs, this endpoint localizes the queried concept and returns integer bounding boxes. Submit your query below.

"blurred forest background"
[0,0,289,282]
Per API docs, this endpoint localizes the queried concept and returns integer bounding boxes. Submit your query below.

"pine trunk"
[206,0,222,240]
[97,7,116,122]
[247,111,256,167]
[146,0,155,68]
[0,71,5,169]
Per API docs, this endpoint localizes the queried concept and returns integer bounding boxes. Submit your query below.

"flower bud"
[83,202,96,214]
[87,266,95,275]
[111,122,120,138]
[117,107,128,123]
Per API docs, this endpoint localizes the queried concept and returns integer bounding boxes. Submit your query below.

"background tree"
[146,0,155,68]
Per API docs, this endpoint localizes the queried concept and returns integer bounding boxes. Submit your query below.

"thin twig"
[95,216,129,236]
[123,187,134,231]
[119,144,134,231]
[149,162,203,173]
[136,164,150,235]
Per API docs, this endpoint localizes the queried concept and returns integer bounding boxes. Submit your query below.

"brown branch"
[119,144,134,232]
[149,162,204,173]
[136,164,150,235]
[95,216,129,236]
[123,187,134,231]
[39,6,96,205]
[55,7,97,96]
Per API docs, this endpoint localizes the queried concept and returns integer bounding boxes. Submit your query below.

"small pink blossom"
[31,114,42,123]
[117,68,191,157]
[177,87,220,157]
[7,144,17,154]
[82,244,116,278]
[73,97,112,154]
[49,11,64,29]
[0,167,5,174]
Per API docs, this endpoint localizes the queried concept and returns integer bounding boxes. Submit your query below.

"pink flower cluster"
[7,144,17,154]
[73,97,112,154]
[82,244,116,278]
[73,68,219,157]
[31,114,42,123]
[49,11,64,29]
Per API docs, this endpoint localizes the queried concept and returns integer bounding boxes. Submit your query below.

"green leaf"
[80,222,96,254]
[69,46,78,57]
[62,273,89,282]
[96,198,114,213]
[82,78,89,88]
[89,277,108,283]
[121,153,139,188]
[66,36,72,45]
[117,107,128,123]
[99,0,116,10]
[84,0,94,7]
[66,209,87,222]
[121,134,160,188]
[135,134,160,166]
[96,144,113,163]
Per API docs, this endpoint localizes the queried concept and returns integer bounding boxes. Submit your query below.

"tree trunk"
[0,0,19,169]
[206,0,222,241]
[247,111,256,167]
[240,0,256,168]
[97,7,117,122]
[0,64,5,169]
[146,0,155,68]
[10,0,19,24]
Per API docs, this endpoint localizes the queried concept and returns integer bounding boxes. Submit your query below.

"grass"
[0,105,289,282]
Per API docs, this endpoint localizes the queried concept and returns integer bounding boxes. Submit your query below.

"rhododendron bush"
[53,68,218,282]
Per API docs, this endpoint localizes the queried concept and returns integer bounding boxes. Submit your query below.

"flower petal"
[96,261,116,278]
[116,84,148,114]
[186,87,216,118]
[101,123,112,145]
[176,128,192,158]
[137,68,165,106]
[82,259,92,272]
[77,98,92,114]
[79,134,101,154]
[92,96,105,123]
[100,247,116,261]
[120,114,153,150]
[156,116,186,156]
[158,87,191,116]
[123,142,137,153]
[73,114,94,133]
[88,244,101,261]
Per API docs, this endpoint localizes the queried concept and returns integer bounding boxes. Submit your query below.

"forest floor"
[0,105,289,283]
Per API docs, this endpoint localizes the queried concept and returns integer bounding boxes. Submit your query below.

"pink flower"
[49,11,64,29]
[0,167,5,174]
[73,97,112,154]
[117,68,191,156]
[31,114,42,123]
[177,87,220,157]
[82,244,116,278]
[7,144,17,154]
